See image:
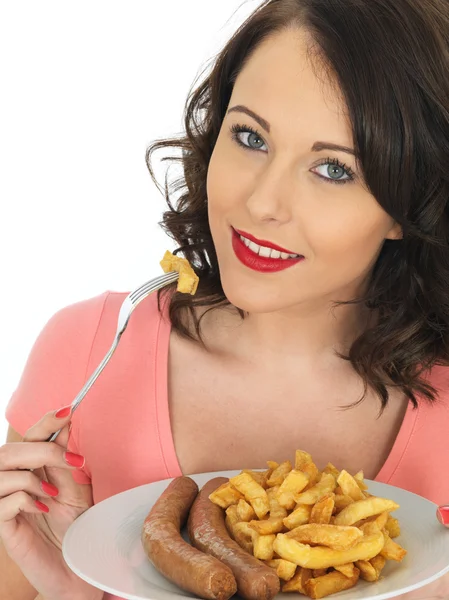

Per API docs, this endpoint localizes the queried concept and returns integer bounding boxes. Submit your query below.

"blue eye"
[312,159,354,185]
[230,123,267,152]
[230,122,355,186]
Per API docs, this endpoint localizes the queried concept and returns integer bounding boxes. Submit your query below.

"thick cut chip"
[283,504,312,529]
[230,472,270,519]
[295,450,320,486]
[266,559,297,581]
[277,469,310,509]
[267,461,292,487]
[267,486,288,519]
[370,554,387,578]
[380,531,407,562]
[337,470,365,501]
[334,494,355,512]
[359,521,382,536]
[355,559,378,582]
[333,563,356,578]
[354,471,368,491]
[333,497,399,526]
[294,474,336,505]
[310,494,335,524]
[236,499,256,522]
[282,567,313,593]
[304,568,360,599]
[273,531,384,569]
[231,521,254,553]
[385,516,401,538]
[225,504,240,531]
[322,463,340,480]
[313,569,328,578]
[249,517,284,535]
[253,532,276,561]
[209,482,244,509]
[285,524,363,551]
[160,250,199,295]
[242,469,271,488]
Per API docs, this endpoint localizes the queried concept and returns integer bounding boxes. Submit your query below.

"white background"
[0,1,260,442]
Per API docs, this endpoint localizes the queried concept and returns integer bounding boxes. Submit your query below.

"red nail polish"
[35,500,49,513]
[55,405,72,419]
[40,481,59,497]
[437,506,449,526]
[64,451,85,468]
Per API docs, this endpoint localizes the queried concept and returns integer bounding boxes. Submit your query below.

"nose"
[245,157,295,224]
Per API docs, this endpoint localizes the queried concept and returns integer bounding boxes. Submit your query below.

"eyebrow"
[227,105,271,133]
[227,104,357,157]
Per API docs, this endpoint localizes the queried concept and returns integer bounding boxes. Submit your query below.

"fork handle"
[45,332,122,443]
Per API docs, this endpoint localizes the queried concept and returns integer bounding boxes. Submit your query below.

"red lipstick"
[231,227,304,273]
[235,229,299,255]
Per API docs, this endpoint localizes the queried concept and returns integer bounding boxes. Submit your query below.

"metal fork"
[46,271,179,443]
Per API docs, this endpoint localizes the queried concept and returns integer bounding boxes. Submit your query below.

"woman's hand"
[0,408,102,600]
[393,504,449,600]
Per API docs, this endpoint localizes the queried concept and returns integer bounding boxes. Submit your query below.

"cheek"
[304,203,391,267]
[206,138,254,215]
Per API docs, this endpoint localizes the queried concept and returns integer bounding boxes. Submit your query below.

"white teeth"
[239,234,300,259]
[258,245,272,258]
[248,240,260,254]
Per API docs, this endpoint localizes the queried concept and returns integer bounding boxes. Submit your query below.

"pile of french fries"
[209,450,407,599]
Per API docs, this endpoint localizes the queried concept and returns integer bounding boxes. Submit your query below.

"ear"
[385,221,403,241]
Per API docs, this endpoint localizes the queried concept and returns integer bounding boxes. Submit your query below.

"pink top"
[5,291,449,600]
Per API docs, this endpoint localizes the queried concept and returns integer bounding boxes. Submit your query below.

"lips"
[235,228,300,256]
[231,227,305,273]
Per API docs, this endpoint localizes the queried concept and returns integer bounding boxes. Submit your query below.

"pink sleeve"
[4,292,112,484]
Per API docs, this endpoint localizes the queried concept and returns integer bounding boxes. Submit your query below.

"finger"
[436,505,449,527]
[0,491,49,525]
[22,405,73,445]
[0,439,84,472]
[0,471,59,500]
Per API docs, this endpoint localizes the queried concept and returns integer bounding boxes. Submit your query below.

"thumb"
[437,506,449,527]
[23,405,73,446]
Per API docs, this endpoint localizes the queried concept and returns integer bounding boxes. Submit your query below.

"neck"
[201,297,372,368]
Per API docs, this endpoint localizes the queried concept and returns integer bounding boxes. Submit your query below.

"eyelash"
[229,123,355,185]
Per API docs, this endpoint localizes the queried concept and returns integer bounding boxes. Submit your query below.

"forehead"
[230,27,353,149]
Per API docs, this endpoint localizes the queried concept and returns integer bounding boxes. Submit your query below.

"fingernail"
[40,481,59,497]
[64,451,85,468]
[437,506,449,526]
[35,500,49,513]
[55,405,72,419]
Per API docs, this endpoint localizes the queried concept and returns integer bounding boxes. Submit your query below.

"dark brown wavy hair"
[146,0,449,410]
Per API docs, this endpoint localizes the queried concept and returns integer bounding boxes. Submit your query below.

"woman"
[1,0,448,598]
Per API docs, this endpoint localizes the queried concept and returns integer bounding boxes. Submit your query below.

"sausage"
[142,476,237,600]
[187,477,281,600]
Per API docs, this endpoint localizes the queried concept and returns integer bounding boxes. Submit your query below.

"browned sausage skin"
[188,477,281,600]
[142,476,237,600]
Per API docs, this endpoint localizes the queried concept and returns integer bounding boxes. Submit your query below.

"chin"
[220,274,293,315]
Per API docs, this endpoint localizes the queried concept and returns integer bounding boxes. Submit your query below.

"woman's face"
[206,27,401,314]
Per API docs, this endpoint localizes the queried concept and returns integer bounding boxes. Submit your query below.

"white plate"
[63,471,449,600]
